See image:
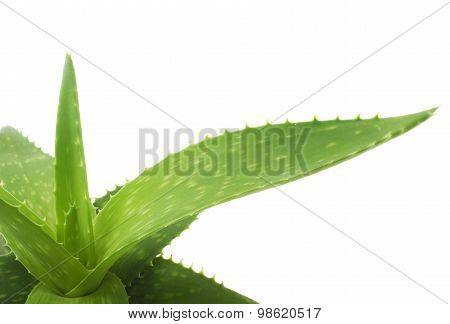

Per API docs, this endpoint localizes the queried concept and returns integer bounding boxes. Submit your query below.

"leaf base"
[26,272,128,304]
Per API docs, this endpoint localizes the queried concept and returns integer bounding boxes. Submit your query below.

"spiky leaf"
[93,185,123,213]
[0,234,9,255]
[93,186,198,284]
[127,257,256,304]
[54,54,95,266]
[0,127,58,294]
[0,186,89,295]
[111,215,197,285]
[0,126,56,235]
[77,109,435,293]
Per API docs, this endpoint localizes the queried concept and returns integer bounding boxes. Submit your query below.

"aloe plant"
[0,55,436,304]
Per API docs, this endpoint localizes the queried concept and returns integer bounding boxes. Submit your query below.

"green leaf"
[0,186,89,295]
[92,185,197,285]
[26,272,128,304]
[63,205,81,257]
[86,109,435,289]
[93,185,123,213]
[55,54,95,266]
[0,126,56,236]
[111,215,197,285]
[0,235,9,255]
[65,109,434,296]
[0,252,35,304]
[128,257,256,304]
[0,127,57,294]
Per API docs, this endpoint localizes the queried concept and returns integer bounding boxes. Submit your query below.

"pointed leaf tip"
[62,54,75,83]
[427,107,438,115]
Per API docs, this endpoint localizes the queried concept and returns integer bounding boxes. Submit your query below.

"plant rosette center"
[26,272,128,304]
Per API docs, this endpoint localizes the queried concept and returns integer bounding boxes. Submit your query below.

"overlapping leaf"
[26,272,128,304]
[93,187,198,285]
[111,215,197,285]
[0,126,58,303]
[0,186,89,295]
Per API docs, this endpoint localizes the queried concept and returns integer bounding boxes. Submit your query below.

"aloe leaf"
[0,186,89,294]
[91,185,197,284]
[0,126,56,235]
[55,54,95,266]
[111,215,197,285]
[26,272,128,304]
[0,235,9,255]
[84,109,434,290]
[63,205,81,257]
[0,252,35,304]
[93,185,123,213]
[127,257,256,304]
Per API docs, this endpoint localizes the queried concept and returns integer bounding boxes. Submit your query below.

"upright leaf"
[73,109,435,295]
[63,205,81,257]
[54,54,95,266]
[128,257,256,304]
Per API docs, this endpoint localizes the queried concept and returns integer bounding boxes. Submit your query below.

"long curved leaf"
[127,257,256,304]
[73,109,435,295]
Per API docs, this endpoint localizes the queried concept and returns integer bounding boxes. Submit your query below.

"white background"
[0,0,449,322]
